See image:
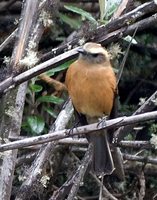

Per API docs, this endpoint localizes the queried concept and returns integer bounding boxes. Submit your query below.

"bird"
[65,42,118,176]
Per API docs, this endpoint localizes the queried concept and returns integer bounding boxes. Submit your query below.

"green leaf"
[44,107,57,118]
[98,0,106,21]
[64,5,97,25]
[106,4,117,19]
[29,84,43,92]
[56,36,66,42]
[27,116,45,135]
[46,60,74,77]
[37,95,64,105]
[59,13,81,29]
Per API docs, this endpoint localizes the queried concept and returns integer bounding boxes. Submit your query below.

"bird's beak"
[77,47,85,54]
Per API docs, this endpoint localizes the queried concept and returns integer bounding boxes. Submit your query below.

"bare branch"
[96,13,157,44]
[118,141,154,149]
[114,91,157,142]
[0,48,78,95]
[0,0,48,53]
[9,136,154,150]
[123,154,157,165]
[125,162,157,176]
[0,1,40,199]
[16,99,73,200]
[138,171,145,200]
[40,1,157,63]
[112,0,131,19]
[0,29,17,53]
[67,144,92,200]
[51,143,92,200]
[0,111,157,152]
[91,173,118,200]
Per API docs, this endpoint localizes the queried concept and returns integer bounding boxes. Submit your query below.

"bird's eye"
[92,53,99,57]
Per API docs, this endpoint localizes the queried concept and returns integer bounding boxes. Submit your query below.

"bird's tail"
[87,130,114,176]
[75,112,114,175]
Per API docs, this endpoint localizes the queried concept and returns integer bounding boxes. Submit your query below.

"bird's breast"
[65,61,116,117]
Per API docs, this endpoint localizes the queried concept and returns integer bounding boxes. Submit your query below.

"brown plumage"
[65,42,117,175]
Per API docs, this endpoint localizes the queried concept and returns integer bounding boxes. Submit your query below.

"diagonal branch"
[16,99,73,200]
[50,143,92,200]
[114,91,157,143]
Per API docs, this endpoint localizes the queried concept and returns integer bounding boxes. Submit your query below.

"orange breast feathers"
[65,59,117,118]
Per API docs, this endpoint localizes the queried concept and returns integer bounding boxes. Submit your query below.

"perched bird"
[65,42,118,175]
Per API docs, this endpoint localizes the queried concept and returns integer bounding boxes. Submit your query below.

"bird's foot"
[99,173,104,198]
[97,116,107,129]
[67,121,80,136]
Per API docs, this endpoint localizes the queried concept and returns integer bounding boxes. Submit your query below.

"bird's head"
[77,42,110,64]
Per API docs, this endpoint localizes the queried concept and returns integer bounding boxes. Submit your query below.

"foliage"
[0,0,157,199]
[25,115,45,135]
[22,62,70,136]
[13,3,157,199]
[64,5,97,25]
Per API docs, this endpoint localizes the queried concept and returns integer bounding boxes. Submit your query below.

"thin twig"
[50,144,92,200]
[0,29,17,52]
[39,74,67,91]
[66,143,93,200]
[91,174,118,200]
[117,26,138,85]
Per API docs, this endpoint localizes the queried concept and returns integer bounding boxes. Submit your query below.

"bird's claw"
[97,116,107,129]
[68,121,80,136]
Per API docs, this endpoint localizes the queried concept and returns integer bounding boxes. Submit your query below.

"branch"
[38,74,67,91]
[117,141,155,149]
[9,136,155,150]
[50,144,92,200]
[0,13,156,95]
[95,1,157,41]
[16,152,36,168]
[114,91,157,142]
[118,141,154,149]
[0,48,78,95]
[0,0,49,53]
[96,13,157,44]
[0,29,17,53]
[0,3,157,95]
[138,170,145,200]
[91,173,118,200]
[41,1,157,62]
[0,0,17,11]
[16,99,73,200]
[123,154,157,165]
[67,143,92,200]
[0,111,157,152]
[0,0,40,199]
[112,0,131,19]
[125,162,157,176]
